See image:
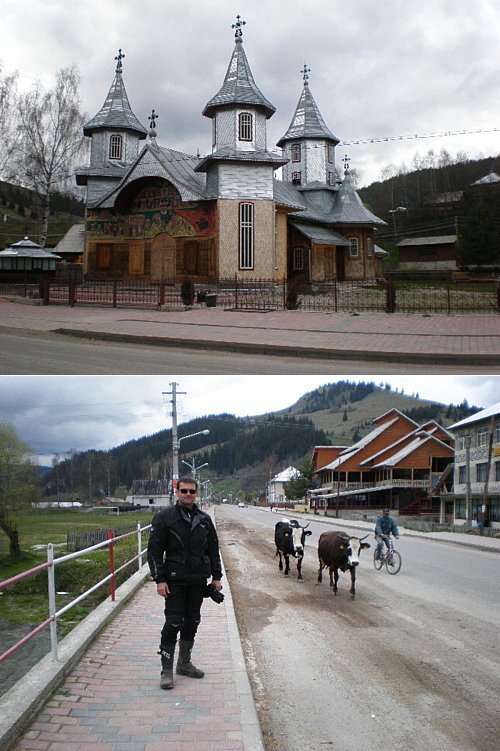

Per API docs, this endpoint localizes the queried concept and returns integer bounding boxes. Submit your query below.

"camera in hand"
[205,582,224,604]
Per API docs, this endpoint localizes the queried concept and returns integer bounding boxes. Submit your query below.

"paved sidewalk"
[1,298,500,364]
[10,576,263,751]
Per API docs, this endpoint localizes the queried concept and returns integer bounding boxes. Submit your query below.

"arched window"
[109,134,123,160]
[291,144,301,162]
[239,112,253,141]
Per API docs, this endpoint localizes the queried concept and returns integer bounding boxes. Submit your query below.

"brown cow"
[317,530,371,597]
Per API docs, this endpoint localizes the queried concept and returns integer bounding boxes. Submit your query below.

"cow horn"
[302,523,310,530]
[359,534,369,541]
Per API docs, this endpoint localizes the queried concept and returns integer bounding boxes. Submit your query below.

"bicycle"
[373,535,402,575]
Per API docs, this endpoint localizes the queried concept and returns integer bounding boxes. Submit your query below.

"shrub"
[181,276,195,306]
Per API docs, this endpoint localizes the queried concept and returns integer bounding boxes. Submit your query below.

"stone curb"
[0,567,150,751]
[53,328,500,366]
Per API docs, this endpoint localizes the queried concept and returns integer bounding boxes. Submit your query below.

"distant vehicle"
[238,502,246,508]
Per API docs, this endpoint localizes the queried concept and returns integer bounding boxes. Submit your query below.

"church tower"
[195,17,286,278]
[76,50,148,205]
[277,66,340,188]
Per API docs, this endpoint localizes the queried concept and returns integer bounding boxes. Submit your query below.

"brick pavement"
[11,581,260,751]
[1,299,500,363]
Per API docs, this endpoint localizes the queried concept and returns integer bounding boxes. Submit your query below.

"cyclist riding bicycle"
[374,508,399,560]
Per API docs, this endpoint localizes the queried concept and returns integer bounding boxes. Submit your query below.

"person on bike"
[374,508,399,560]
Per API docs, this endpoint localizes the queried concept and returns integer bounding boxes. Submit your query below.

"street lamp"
[172,429,209,484]
[181,459,208,481]
[388,206,407,241]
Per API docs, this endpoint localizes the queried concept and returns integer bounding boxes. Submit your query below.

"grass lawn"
[0,509,154,628]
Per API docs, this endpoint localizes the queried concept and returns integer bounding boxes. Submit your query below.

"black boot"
[158,643,176,689]
[176,639,204,678]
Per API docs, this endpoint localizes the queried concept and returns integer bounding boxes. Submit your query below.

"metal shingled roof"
[202,39,275,119]
[84,70,148,137]
[277,83,339,146]
[329,173,387,225]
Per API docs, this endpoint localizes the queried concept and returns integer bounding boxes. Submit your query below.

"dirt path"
[216,507,500,751]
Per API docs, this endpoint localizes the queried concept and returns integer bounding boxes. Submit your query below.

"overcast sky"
[0,375,498,465]
[2,0,499,187]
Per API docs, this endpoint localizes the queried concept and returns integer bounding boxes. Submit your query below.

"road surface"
[215,505,500,751]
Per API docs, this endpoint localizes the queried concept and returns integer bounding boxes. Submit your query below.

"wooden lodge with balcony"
[309,409,454,518]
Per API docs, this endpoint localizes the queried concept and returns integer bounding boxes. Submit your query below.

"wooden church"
[76,18,386,284]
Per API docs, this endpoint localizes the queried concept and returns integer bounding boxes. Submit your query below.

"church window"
[109,134,123,160]
[367,237,373,257]
[239,202,254,269]
[327,171,335,185]
[292,172,302,185]
[293,247,304,270]
[327,144,334,163]
[239,112,253,141]
[291,144,301,162]
[350,237,359,257]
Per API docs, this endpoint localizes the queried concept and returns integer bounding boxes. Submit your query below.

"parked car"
[238,502,246,508]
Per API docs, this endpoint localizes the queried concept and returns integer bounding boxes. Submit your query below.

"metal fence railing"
[0,522,151,663]
[1,278,498,315]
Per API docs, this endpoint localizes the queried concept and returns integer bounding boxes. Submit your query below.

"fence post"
[137,522,143,571]
[108,529,116,601]
[68,279,76,308]
[159,283,165,308]
[334,279,338,312]
[386,279,396,313]
[496,280,500,312]
[234,274,238,309]
[47,543,58,660]
[42,279,50,306]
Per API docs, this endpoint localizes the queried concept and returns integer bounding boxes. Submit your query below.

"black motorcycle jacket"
[147,503,223,586]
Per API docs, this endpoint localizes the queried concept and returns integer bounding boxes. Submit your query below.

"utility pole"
[162,382,186,503]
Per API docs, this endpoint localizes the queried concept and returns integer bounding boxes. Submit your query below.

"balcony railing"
[311,478,432,495]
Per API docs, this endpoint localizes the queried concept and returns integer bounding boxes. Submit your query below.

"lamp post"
[182,458,208,481]
[388,206,407,241]
[464,433,472,529]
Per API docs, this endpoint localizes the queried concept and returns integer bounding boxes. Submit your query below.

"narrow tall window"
[291,144,301,162]
[109,134,123,160]
[367,237,373,258]
[327,144,334,163]
[239,202,254,269]
[477,427,488,447]
[350,237,359,257]
[327,171,335,185]
[293,247,304,270]
[239,112,253,141]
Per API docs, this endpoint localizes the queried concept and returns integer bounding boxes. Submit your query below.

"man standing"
[147,477,223,689]
[374,508,400,560]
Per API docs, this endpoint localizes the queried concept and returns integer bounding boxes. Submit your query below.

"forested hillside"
[42,381,480,502]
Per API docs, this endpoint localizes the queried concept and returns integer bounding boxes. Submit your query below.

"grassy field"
[0,509,155,630]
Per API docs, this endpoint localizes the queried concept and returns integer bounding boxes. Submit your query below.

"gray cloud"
[2,0,498,187]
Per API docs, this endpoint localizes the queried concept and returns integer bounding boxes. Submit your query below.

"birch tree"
[17,66,85,246]
[0,63,19,180]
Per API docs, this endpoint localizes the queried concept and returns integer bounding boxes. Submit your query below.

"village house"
[76,19,385,285]
[447,402,500,529]
[308,409,454,520]
[268,466,299,508]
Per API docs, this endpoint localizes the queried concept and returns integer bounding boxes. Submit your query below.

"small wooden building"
[0,237,61,283]
[397,235,458,272]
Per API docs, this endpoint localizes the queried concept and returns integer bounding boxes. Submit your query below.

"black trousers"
[160,582,206,645]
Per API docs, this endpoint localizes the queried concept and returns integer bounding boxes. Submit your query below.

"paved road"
[217,506,500,751]
[3,330,494,375]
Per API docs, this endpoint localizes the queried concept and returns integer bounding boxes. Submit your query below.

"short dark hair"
[383,508,390,513]
[177,477,198,490]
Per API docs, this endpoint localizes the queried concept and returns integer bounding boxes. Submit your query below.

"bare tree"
[0,62,19,180]
[17,66,85,245]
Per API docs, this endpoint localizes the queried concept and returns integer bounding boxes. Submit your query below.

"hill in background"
[42,381,478,502]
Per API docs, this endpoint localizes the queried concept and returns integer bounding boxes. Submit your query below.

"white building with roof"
[268,466,299,507]
[448,403,500,529]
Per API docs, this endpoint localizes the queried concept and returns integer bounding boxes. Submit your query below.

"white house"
[448,402,500,528]
[268,466,299,507]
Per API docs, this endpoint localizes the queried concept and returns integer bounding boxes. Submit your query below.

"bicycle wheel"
[386,550,402,574]
[373,551,383,570]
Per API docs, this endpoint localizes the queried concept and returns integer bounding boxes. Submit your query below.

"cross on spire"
[232,14,246,39]
[301,64,311,84]
[115,49,125,71]
[149,109,158,131]
[342,154,351,172]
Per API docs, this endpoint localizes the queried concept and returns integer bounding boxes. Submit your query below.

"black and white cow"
[317,530,371,597]
[274,518,312,580]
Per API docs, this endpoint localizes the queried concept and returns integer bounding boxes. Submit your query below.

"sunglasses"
[179,488,197,495]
